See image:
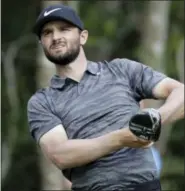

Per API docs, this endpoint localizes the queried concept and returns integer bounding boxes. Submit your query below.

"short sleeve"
[118,58,167,100]
[27,91,61,142]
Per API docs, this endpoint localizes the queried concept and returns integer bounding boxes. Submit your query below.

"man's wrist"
[157,107,169,125]
[117,128,137,147]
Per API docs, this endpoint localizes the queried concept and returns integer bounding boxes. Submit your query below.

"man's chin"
[47,56,71,66]
[52,50,65,56]
[53,59,71,66]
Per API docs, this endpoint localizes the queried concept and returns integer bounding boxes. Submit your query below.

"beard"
[43,41,80,66]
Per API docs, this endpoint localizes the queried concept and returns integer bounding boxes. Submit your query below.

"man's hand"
[120,127,154,148]
[129,108,161,142]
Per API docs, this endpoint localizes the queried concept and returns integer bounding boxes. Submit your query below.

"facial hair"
[43,39,80,66]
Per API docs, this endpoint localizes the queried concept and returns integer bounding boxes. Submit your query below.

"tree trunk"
[36,1,70,190]
[138,1,171,155]
[176,38,184,83]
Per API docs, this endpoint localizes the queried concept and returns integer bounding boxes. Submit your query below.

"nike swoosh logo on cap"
[44,8,62,16]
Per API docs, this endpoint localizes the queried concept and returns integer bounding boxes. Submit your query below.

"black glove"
[129,108,161,142]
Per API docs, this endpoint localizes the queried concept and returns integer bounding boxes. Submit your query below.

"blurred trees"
[138,1,172,156]
[2,1,184,191]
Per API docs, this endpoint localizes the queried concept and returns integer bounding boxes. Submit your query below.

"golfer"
[27,4,184,191]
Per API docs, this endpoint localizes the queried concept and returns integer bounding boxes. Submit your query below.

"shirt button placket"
[77,84,82,95]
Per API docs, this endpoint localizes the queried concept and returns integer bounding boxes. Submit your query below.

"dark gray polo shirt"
[27,58,167,191]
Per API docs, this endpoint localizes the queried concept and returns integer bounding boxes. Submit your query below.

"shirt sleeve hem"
[35,122,62,143]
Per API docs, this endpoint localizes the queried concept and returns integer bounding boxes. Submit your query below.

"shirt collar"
[50,75,66,89]
[86,60,100,75]
[50,61,100,89]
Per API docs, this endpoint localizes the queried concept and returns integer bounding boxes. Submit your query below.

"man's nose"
[52,30,62,41]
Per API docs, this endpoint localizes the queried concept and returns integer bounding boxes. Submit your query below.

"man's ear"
[80,30,88,45]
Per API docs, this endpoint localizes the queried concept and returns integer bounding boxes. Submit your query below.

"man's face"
[40,20,82,66]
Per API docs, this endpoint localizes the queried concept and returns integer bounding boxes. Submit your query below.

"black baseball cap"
[33,4,84,37]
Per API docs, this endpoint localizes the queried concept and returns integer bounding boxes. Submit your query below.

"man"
[27,4,184,191]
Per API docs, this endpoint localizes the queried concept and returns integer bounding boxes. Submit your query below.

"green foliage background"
[2,1,184,191]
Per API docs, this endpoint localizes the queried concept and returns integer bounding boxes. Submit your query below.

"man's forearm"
[158,85,184,124]
[50,128,150,170]
[51,129,124,170]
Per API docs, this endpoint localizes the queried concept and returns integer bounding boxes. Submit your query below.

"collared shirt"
[50,61,100,89]
[27,58,166,190]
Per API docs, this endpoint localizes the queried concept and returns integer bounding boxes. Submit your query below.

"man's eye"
[42,30,51,36]
[60,28,69,31]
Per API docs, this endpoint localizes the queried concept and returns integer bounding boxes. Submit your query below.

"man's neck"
[56,49,87,82]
